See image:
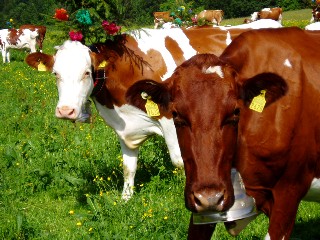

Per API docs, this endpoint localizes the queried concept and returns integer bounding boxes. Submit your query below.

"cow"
[196,10,224,26]
[19,24,46,52]
[0,28,38,63]
[311,5,320,23]
[153,11,174,29]
[24,23,282,201]
[126,27,320,239]
[251,7,283,23]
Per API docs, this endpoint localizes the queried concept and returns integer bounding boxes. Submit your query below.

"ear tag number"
[38,61,47,71]
[98,60,108,68]
[249,90,266,113]
[141,92,160,117]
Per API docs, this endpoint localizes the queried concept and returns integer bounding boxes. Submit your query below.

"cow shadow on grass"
[290,217,320,240]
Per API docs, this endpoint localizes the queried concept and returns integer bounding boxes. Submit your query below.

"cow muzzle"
[193,169,258,224]
[55,100,91,123]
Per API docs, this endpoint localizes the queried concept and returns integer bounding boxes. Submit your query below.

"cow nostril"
[193,191,226,212]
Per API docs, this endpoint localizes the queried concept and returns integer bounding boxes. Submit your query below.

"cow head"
[25,40,111,122]
[126,53,287,214]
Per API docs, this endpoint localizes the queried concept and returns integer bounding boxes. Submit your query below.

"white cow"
[0,28,38,63]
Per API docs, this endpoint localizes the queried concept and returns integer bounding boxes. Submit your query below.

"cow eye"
[172,111,188,127]
[224,108,240,126]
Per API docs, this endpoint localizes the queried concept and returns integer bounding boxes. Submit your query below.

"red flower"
[54,8,69,21]
[102,20,121,35]
[69,31,83,41]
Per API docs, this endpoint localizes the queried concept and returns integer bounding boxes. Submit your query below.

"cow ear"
[239,72,288,108]
[90,50,118,70]
[126,79,171,114]
[25,52,54,72]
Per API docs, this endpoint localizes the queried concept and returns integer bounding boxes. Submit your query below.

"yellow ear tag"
[141,92,160,117]
[249,90,266,113]
[98,60,108,68]
[145,98,160,117]
[37,61,47,71]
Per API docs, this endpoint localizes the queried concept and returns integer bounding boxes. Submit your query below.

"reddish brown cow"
[153,11,174,29]
[251,7,282,23]
[126,27,320,239]
[19,24,46,51]
[196,10,224,25]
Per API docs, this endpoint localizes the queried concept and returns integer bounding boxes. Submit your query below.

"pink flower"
[69,31,83,41]
[102,20,121,35]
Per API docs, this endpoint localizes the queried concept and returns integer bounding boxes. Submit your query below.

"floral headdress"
[54,7,122,44]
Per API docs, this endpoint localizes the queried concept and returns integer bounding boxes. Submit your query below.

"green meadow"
[1,9,320,240]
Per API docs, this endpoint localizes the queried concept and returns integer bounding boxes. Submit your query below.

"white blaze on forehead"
[131,28,197,80]
[283,58,292,68]
[204,66,224,78]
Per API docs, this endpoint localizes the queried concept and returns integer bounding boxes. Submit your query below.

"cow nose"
[193,190,226,212]
[56,106,76,119]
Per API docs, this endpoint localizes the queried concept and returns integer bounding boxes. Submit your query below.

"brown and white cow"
[126,27,320,239]
[196,10,224,26]
[153,11,174,29]
[310,5,320,23]
[19,24,46,52]
[0,28,38,63]
[251,7,283,23]
[24,23,281,201]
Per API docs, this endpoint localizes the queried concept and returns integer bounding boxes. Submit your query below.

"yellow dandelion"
[69,210,74,215]
[164,216,168,220]
[113,201,117,206]
[76,222,82,226]
[107,177,111,181]
[100,191,103,196]
[89,227,93,232]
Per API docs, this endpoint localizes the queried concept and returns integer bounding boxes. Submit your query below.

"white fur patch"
[204,66,224,78]
[226,31,232,45]
[264,233,271,240]
[303,178,320,202]
[284,59,292,68]
[131,28,197,80]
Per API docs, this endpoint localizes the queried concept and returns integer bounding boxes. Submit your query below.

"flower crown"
[54,8,122,43]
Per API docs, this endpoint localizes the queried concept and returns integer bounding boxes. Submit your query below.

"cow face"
[25,40,108,122]
[126,53,287,214]
[53,41,94,122]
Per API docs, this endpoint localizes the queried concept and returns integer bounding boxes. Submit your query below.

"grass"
[0,8,320,240]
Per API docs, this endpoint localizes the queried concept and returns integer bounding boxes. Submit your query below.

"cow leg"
[1,50,5,63]
[187,215,215,240]
[6,50,10,63]
[158,117,184,168]
[119,140,139,201]
[265,189,302,239]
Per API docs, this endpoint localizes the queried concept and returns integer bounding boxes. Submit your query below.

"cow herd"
[3,5,320,240]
